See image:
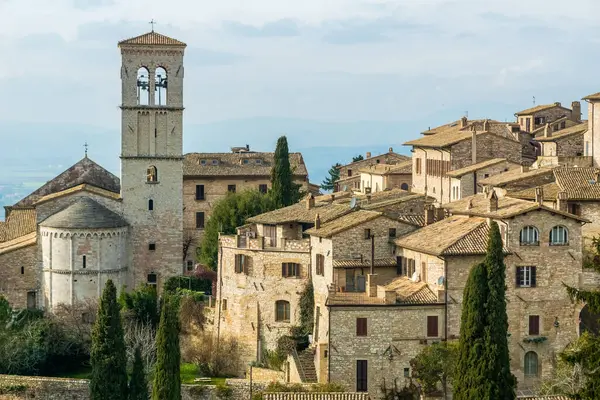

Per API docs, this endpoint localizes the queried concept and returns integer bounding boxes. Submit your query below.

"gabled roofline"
[34,183,122,206]
[449,205,590,223]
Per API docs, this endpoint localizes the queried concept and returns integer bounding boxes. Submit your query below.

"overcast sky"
[1,0,599,129]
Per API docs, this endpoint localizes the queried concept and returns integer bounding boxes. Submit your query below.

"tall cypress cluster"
[270,136,299,208]
[90,279,128,400]
[152,295,181,400]
[129,346,149,400]
[454,222,516,399]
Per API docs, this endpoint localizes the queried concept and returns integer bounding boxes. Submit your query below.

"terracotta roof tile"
[247,201,350,225]
[446,158,513,178]
[306,210,388,238]
[554,166,600,200]
[35,184,122,205]
[583,92,600,101]
[509,183,560,201]
[13,157,120,208]
[0,232,36,255]
[0,221,5,242]
[478,167,553,187]
[516,103,569,115]
[118,31,186,47]
[332,257,398,268]
[444,192,588,222]
[384,277,439,304]
[40,198,128,229]
[395,215,491,256]
[339,152,409,169]
[1,209,37,242]
[183,152,308,178]
[404,129,487,148]
[327,292,386,305]
[535,121,588,142]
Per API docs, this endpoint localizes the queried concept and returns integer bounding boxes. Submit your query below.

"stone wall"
[0,243,38,309]
[556,134,584,158]
[264,394,369,400]
[0,376,270,400]
[338,152,407,181]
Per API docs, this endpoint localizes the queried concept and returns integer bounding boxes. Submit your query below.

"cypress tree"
[453,262,488,400]
[129,346,149,400]
[270,136,300,207]
[483,221,516,399]
[90,279,128,400]
[152,295,181,400]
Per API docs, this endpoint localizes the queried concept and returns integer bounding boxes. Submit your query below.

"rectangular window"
[147,273,157,285]
[195,185,205,200]
[276,301,290,322]
[364,229,371,240]
[149,243,156,251]
[356,318,368,336]
[427,316,439,337]
[356,360,368,392]
[83,255,87,268]
[222,299,228,311]
[235,254,249,274]
[282,263,301,278]
[389,228,397,238]
[529,315,540,335]
[228,184,236,193]
[348,169,353,177]
[516,266,537,288]
[316,254,325,276]
[259,184,268,194]
[196,212,205,229]
[186,260,194,272]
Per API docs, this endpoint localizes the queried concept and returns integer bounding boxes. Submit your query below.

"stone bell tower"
[118,29,186,290]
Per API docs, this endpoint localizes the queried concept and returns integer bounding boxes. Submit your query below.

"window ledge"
[520,242,540,246]
[146,181,160,184]
[549,243,569,246]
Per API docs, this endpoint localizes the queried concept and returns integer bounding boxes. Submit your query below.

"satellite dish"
[350,197,357,209]
[437,276,445,285]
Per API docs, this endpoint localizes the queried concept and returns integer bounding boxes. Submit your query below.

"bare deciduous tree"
[123,320,156,375]
[182,332,241,377]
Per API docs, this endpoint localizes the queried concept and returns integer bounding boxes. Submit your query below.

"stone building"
[334,149,409,192]
[479,166,555,195]
[0,30,188,309]
[446,158,520,201]
[405,117,531,204]
[515,101,581,133]
[182,149,309,271]
[358,161,412,194]
[535,121,588,161]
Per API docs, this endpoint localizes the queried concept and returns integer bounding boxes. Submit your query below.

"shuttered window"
[234,254,250,274]
[516,266,537,288]
[282,263,301,278]
[356,318,367,336]
[529,315,540,335]
[316,254,325,276]
[356,360,368,392]
[427,316,439,337]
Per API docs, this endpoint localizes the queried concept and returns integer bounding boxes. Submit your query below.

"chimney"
[389,147,393,152]
[487,191,498,212]
[306,194,315,210]
[483,119,489,131]
[367,274,378,297]
[435,207,445,222]
[471,129,477,164]
[366,152,372,158]
[460,116,468,128]
[465,198,473,210]
[544,123,550,138]
[572,101,581,122]
[366,193,371,204]
[535,186,544,205]
[521,165,529,173]
[331,194,335,201]
[425,204,435,225]
[555,102,562,107]
[246,144,250,151]
[557,191,568,212]
[315,213,321,229]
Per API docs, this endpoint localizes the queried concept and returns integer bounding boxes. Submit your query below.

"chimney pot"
[471,129,477,164]
[544,123,550,137]
[521,165,529,173]
[366,152,372,158]
[425,204,435,225]
[306,194,315,210]
[571,101,582,122]
[389,147,393,152]
[315,213,321,229]
[487,191,498,212]
[557,191,568,212]
[535,186,544,205]
[483,119,489,131]
[461,116,468,128]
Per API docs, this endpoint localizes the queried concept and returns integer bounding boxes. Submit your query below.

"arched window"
[550,225,568,245]
[136,67,150,105]
[155,67,168,106]
[275,300,290,322]
[148,199,154,211]
[520,226,539,246]
[401,183,409,191]
[524,351,539,377]
[147,166,158,182]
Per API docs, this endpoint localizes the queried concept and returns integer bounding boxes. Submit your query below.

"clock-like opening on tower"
[155,67,167,106]
[136,67,150,105]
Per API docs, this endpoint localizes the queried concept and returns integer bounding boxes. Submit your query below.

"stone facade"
[0,243,38,309]
[449,160,519,201]
[516,102,580,133]
[335,150,409,192]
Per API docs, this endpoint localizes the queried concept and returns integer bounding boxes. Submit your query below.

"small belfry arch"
[155,67,168,106]
[147,166,158,182]
[137,67,150,105]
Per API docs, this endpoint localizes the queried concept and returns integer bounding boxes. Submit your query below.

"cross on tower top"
[149,19,157,32]
[84,142,89,158]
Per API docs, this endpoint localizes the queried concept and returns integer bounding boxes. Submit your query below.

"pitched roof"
[118,31,186,47]
[444,193,588,222]
[247,200,350,225]
[339,151,409,169]
[0,232,36,255]
[183,152,308,177]
[359,161,412,175]
[333,257,398,268]
[305,210,387,238]
[583,92,600,101]
[40,198,128,229]
[478,167,553,187]
[35,184,122,205]
[404,129,487,148]
[13,157,120,208]
[509,182,560,201]
[0,208,37,242]
[395,215,492,256]
[383,277,439,304]
[535,121,588,142]
[554,167,600,200]
[446,158,512,178]
[515,102,569,115]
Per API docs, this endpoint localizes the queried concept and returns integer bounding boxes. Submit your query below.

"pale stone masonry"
[358,161,412,194]
[334,149,409,192]
[182,149,310,271]
[515,101,581,133]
